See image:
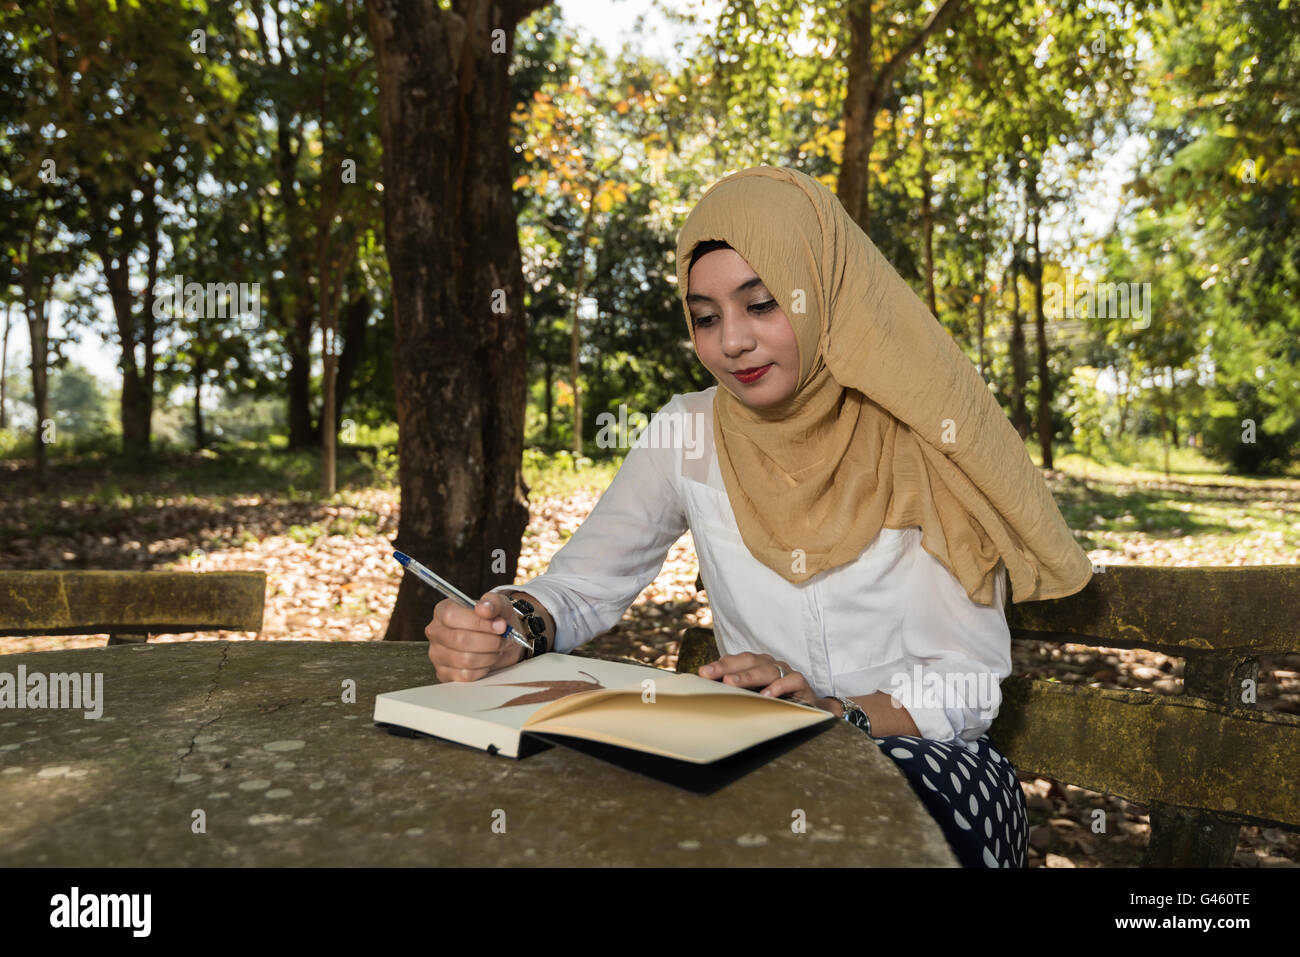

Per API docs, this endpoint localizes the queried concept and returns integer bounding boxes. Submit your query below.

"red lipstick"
[734,363,772,383]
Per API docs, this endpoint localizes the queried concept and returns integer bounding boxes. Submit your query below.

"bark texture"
[367,0,541,641]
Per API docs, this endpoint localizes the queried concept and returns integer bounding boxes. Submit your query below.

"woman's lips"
[733,363,772,383]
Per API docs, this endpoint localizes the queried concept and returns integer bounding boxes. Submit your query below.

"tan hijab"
[675,166,1093,605]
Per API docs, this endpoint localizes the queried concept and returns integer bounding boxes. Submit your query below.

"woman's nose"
[720,312,756,355]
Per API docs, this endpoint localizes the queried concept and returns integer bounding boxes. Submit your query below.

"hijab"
[674,166,1093,605]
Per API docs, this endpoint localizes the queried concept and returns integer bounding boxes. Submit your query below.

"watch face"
[845,708,872,734]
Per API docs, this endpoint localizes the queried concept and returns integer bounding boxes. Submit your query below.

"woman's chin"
[732,377,795,409]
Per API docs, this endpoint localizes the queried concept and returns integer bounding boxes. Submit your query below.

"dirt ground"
[2,470,1297,867]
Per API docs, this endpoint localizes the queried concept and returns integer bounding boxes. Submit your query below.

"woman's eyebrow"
[685,275,766,304]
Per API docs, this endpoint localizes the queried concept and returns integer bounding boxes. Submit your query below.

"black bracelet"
[509,595,549,658]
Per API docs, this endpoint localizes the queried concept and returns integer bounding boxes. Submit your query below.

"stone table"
[0,641,958,866]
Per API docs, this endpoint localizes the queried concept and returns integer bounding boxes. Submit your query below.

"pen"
[392,550,533,652]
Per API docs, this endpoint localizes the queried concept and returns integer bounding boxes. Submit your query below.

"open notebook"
[374,654,835,793]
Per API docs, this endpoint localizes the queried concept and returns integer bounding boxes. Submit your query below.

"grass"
[522,447,623,500]
[2,443,399,503]
[4,433,1297,553]
[1022,439,1300,557]
[1040,432,1300,484]
[3,438,632,505]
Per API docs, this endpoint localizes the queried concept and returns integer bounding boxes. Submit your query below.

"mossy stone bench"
[0,570,267,645]
[678,563,1300,867]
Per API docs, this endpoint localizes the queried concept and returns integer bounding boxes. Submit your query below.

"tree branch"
[871,0,967,108]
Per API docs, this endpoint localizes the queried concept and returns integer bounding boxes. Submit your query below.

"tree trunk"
[1158,381,1171,479]
[1032,190,1053,470]
[977,160,989,380]
[312,150,356,495]
[101,255,151,460]
[919,87,937,320]
[1167,366,1180,448]
[1008,259,1028,439]
[254,9,319,454]
[142,174,160,452]
[193,354,206,450]
[334,287,371,428]
[1116,362,1130,437]
[319,266,345,496]
[0,300,10,431]
[287,299,317,448]
[368,0,539,642]
[1009,179,1029,440]
[82,178,158,461]
[543,359,553,445]
[23,276,51,476]
[95,211,158,458]
[570,194,598,456]
[838,0,967,234]
[310,243,357,485]
[322,341,337,493]
[839,0,877,233]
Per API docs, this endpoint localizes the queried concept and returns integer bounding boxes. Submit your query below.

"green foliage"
[522,446,618,500]
[0,427,27,458]
[2,362,120,458]
[0,0,1294,496]
[1066,367,1110,462]
[207,393,287,448]
[1200,381,1300,476]
[356,445,399,488]
[1120,0,1300,474]
[46,363,113,439]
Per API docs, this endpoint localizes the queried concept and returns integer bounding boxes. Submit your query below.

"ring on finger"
[776,663,786,679]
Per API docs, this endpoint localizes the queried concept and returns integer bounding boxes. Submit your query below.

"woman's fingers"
[729,668,810,702]
[472,591,513,633]
[438,595,507,637]
[700,653,813,702]
[703,654,789,689]
[425,595,515,681]
[700,652,763,679]
[759,673,802,697]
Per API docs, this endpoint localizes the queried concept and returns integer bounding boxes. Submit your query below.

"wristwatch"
[508,595,549,659]
[835,695,873,737]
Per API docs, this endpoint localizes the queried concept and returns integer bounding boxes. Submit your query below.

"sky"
[7,0,1139,405]
[561,0,703,64]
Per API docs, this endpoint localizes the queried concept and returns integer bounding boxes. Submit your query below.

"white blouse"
[490,386,1012,750]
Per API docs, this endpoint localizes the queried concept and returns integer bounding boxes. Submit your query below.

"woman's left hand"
[699,653,821,708]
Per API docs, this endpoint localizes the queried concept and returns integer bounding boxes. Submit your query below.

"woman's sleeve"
[888,548,1013,745]
[488,403,690,653]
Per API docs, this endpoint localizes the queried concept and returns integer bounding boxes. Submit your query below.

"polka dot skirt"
[868,732,1028,868]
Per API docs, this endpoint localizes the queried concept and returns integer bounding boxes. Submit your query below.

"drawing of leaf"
[480,670,604,710]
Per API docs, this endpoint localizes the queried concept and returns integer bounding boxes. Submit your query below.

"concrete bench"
[0,570,267,645]
[678,563,1300,867]
[0,640,959,865]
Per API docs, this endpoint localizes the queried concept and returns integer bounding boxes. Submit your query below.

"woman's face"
[686,248,800,408]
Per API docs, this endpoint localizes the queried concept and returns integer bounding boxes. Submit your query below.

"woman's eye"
[692,301,773,327]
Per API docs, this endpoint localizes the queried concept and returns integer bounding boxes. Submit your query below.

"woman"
[425,166,1094,868]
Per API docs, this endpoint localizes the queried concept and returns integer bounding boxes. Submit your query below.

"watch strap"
[836,695,873,737]
[508,595,548,659]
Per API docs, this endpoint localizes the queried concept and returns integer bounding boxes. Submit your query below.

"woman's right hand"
[425,592,526,682]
